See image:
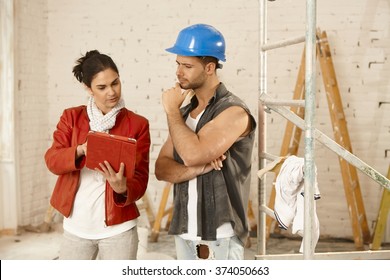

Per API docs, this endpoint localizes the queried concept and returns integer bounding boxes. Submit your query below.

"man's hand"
[209,154,227,171]
[96,161,127,194]
[162,83,192,114]
[196,154,227,176]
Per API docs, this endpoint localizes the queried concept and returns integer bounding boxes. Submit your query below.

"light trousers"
[59,226,138,260]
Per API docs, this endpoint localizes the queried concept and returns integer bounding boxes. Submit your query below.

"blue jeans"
[59,227,138,260]
[174,235,244,260]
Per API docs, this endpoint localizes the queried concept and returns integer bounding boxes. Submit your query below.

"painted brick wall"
[14,0,389,240]
[14,0,50,226]
[43,0,260,227]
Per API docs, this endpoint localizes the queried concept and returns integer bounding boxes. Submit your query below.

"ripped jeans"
[174,235,244,260]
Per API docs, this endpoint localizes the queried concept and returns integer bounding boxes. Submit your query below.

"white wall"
[44,0,260,227]
[0,0,18,233]
[5,0,389,241]
[13,0,50,228]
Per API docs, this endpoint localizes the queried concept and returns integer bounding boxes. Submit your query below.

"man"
[155,23,256,260]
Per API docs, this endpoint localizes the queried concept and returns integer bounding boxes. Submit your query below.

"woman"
[45,50,150,260]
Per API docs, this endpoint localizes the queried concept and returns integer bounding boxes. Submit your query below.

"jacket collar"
[182,82,228,117]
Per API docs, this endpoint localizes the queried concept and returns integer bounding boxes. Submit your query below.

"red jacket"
[45,106,150,226]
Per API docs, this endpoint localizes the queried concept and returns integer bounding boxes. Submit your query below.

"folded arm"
[166,105,250,167]
[155,135,214,183]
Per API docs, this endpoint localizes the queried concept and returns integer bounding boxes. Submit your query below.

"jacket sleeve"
[114,119,150,206]
[44,109,85,175]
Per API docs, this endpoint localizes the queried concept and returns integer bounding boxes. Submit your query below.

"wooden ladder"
[137,192,156,229]
[370,165,390,250]
[150,182,174,242]
[317,29,370,248]
[265,29,370,249]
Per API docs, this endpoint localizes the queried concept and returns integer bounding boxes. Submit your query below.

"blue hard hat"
[166,24,226,62]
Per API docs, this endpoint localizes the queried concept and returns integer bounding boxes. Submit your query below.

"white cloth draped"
[273,155,321,253]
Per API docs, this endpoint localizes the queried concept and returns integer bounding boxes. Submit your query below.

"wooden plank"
[255,250,390,260]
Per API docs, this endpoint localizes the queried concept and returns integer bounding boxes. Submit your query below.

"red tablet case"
[85,131,137,178]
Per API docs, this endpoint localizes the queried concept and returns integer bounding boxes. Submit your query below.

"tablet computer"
[85,131,137,178]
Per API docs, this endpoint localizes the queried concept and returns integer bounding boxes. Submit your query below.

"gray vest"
[169,83,256,244]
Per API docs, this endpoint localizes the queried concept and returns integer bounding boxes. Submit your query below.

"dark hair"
[72,50,119,87]
[197,56,222,69]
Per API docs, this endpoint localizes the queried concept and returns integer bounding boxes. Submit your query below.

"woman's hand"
[76,142,87,159]
[96,161,127,195]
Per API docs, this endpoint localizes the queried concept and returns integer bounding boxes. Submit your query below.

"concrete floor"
[1,222,389,260]
[0,223,176,260]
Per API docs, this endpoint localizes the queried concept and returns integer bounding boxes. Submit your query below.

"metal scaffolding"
[256,0,390,260]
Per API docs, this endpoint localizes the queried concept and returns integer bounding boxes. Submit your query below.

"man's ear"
[205,62,216,74]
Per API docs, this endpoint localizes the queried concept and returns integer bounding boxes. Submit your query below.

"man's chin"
[178,82,189,89]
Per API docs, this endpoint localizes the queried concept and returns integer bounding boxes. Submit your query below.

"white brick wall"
[43,0,260,227]
[14,0,50,226]
[11,0,390,241]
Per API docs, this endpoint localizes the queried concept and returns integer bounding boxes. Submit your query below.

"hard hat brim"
[165,46,226,62]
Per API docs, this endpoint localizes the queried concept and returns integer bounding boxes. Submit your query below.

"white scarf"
[86,96,125,182]
[87,96,125,132]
